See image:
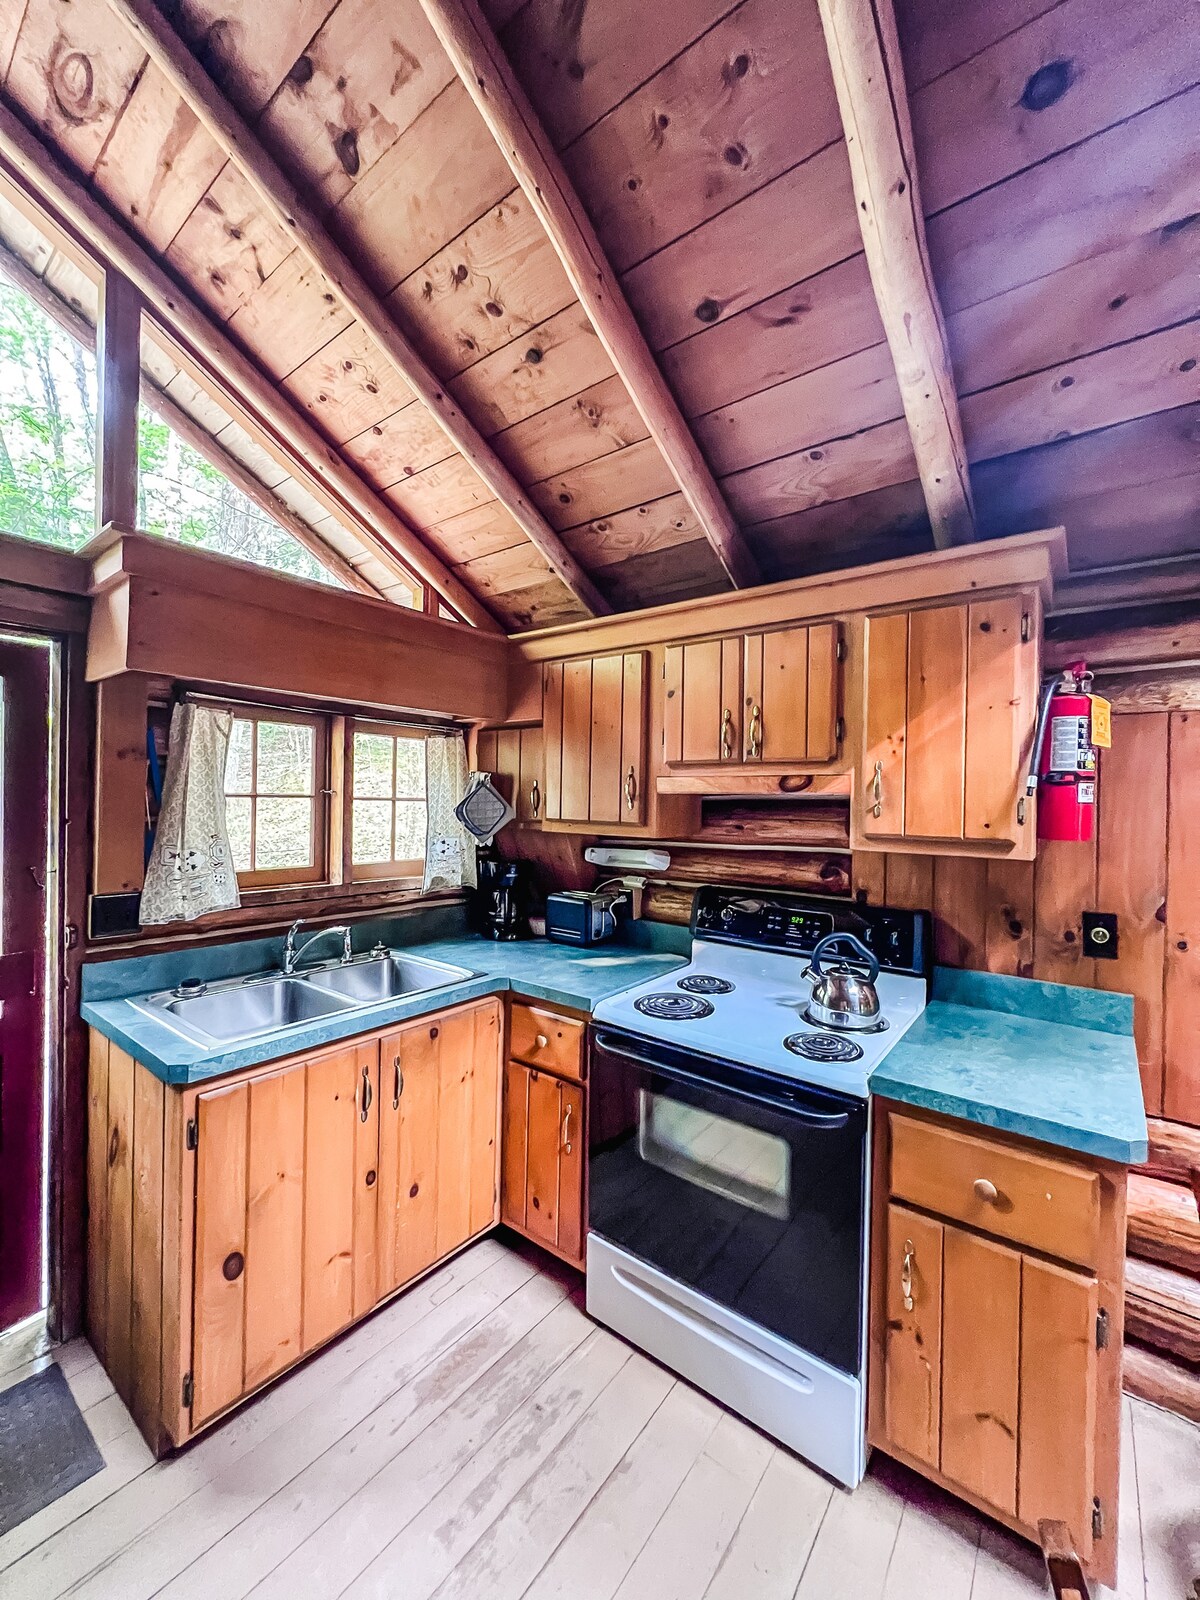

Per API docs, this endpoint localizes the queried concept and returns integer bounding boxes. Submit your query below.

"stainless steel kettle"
[803,933,881,1030]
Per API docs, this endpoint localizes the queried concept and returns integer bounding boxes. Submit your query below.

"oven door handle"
[592,1031,852,1128]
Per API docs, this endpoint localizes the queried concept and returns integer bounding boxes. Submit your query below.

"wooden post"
[96,270,142,533]
[816,0,976,547]
[92,673,152,896]
[417,0,761,592]
[104,0,613,618]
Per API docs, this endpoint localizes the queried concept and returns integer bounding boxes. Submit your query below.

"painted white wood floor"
[1,1239,1196,1600]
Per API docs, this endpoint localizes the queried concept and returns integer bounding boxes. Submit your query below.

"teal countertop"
[870,968,1149,1164]
[82,928,688,1086]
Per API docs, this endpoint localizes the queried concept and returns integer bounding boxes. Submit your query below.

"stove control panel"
[691,886,931,978]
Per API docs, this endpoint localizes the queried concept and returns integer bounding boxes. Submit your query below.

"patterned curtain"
[140,703,241,926]
[423,731,478,892]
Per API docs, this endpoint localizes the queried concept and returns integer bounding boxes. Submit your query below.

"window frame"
[343,718,430,884]
[220,704,330,890]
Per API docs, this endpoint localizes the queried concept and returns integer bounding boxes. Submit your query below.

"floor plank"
[6,1239,1198,1600]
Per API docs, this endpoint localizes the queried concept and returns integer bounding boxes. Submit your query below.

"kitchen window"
[223,709,328,887]
[348,722,428,881]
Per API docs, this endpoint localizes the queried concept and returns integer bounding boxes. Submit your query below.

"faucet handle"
[342,927,353,962]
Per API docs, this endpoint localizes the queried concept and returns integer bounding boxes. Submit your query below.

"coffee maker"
[476,851,532,940]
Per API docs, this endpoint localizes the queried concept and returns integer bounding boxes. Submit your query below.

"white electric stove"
[586,886,932,1488]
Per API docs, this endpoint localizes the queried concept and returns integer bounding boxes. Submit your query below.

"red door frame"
[0,635,53,1331]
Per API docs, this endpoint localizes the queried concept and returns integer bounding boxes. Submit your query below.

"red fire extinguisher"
[1028,661,1106,842]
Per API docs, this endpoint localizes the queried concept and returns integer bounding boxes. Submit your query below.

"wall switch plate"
[1082,911,1119,960]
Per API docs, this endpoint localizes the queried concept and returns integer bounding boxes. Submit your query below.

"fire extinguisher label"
[1049,715,1095,772]
[1077,781,1096,805]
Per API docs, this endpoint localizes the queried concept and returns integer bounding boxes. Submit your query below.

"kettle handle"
[809,932,880,984]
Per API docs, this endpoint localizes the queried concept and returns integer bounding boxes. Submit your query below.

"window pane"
[394,801,427,864]
[353,800,393,864]
[257,720,314,795]
[394,736,425,800]
[225,717,253,793]
[354,732,394,798]
[254,797,313,870]
[225,795,252,873]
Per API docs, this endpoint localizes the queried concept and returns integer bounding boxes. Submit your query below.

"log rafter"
[417,0,762,592]
[815,0,976,548]
[0,98,500,629]
[103,0,613,619]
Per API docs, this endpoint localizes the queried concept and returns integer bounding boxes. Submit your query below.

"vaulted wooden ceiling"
[0,0,1195,630]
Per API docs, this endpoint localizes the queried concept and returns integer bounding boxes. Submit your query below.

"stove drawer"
[509,1001,585,1082]
[888,1111,1100,1269]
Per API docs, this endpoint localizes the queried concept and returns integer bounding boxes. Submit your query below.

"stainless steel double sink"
[130,950,476,1049]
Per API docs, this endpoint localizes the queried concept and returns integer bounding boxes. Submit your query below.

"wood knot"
[525,347,543,364]
[334,128,360,178]
[694,298,721,324]
[288,55,314,86]
[50,48,96,124]
[1019,58,1074,112]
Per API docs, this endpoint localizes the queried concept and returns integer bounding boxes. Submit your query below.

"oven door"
[588,1026,867,1376]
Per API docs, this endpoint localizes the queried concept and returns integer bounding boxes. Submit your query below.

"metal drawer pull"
[871,759,884,818]
[747,703,762,758]
[974,1177,999,1203]
[392,1054,403,1109]
[562,1103,573,1154]
[901,1238,915,1312]
[360,1064,373,1123]
[624,766,638,810]
[721,708,735,758]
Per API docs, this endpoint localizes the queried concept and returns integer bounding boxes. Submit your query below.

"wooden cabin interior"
[0,0,1196,1594]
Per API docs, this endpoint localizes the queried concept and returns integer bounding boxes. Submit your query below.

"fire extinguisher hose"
[1026,677,1058,800]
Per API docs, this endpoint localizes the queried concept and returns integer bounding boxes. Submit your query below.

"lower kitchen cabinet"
[502,1059,585,1268]
[376,1002,502,1299]
[870,1102,1125,1587]
[86,996,502,1453]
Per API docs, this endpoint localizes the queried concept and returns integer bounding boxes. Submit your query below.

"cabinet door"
[1017,1256,1098,1556]
[542,663,563,821]
[377,1000,501,1300]
[502,1061,585,1267]
[748,626,809,763]
[905,605,969,840]
[192,1045,377,1427]
[664,638,742,764]
[542,652,647,825]
[964,595,1032,844]
[862,611,908,838]
[941,1223,1021,1515]
[302,1041,379,1352]
[517,726,544,825]
[881,1203,943,1469]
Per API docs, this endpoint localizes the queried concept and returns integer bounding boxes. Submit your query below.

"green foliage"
[0,269,337,584]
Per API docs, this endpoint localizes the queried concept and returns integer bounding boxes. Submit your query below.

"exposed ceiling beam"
[0,98,500,630]
[105,0,612,619]
[417,0,762,592]
[816,0,976,547]
[0,235,377,595]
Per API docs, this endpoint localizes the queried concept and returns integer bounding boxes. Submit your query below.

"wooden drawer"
[888,1112,1100,1269]
[509,1002,585,1082]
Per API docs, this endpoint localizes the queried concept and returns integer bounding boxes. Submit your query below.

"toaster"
[545,889,625,945]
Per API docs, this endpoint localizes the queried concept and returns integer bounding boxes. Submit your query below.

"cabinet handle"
[974,1177,999,1204]
[360,1064,373,1123]
[392,1054,403,1110]
[871,759,884,818]
[562,1102,573,1155]
[624,766,637,810]
[529,778,540,818]
[747,703,762,759]
[535,1033,549,1050]
[901,1238,915,1312]
[720,708,735,759]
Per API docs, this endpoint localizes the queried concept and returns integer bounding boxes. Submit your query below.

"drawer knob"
[536,1033,549,1049]
[974,1177,999,1204]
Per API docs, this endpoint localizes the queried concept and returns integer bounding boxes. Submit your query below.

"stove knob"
[720,906,735,922]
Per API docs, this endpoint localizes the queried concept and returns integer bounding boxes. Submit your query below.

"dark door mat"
[0,1363,104,1534]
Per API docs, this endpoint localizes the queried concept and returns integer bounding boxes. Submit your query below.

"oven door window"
[639,1091,791,1221]
[589,1035,867,1376]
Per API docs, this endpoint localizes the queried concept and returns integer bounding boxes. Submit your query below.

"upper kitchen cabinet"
[857,593,1040,859]
[663,624,841,770]
[477,724,545,829]
[542,652,648,828]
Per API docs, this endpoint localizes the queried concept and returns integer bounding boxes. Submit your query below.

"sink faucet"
[283,919,352,975]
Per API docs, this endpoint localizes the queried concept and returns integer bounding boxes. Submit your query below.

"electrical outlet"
[1082,911,1119,960]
